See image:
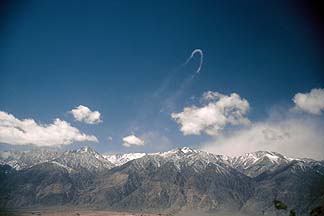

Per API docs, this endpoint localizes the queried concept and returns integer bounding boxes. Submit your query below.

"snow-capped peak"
[230,151,293,177]
[158,146,199,157]
[180,146,197,154]
[103,147,199,166]
[103,152,147,166]
[67,146,104,159]
[1,146,315,178]
[76,146,95,154]
[55,146,114,171]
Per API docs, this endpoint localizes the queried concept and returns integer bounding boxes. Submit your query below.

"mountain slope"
[103,152,147,166]
[0,162,74,207]
[76,151,254,212]
[242,160,324,215]
[230,151,292,177]
[53,146,114,172]
[0,149,59,170]
[0,146,323,215]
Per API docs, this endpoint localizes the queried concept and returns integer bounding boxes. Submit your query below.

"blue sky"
[0,0,323,157]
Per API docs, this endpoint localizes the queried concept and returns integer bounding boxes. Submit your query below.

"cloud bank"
[199,88,324,160]
[122,134,144,147]
[171,91,250,136]
[70,105,102,124]
[0,111,98,147]
[200,115,324,160]
[292,88,324,115]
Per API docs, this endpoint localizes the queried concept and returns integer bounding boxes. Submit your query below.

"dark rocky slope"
[0,147,323,215]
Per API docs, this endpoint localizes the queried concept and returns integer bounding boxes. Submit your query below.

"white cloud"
[292,88,324,115]
[200,116,324,160]
[0,111,98,147]
[122,134,144,147]
[70,105,102,124]
[108,136,113,142]
[171,91,250,136]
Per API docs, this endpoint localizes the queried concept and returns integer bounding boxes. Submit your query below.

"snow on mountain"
[1,146,320,178]
[103,147,228,169]
[0,149,59,170]
[54,146,114,172]
[124,147,233,175]
[49,161,76,173]
[159,147,231,165]
[230,151,293,177]
[0,146,323,215]
[103,152,146,166]
[105,147,311,177]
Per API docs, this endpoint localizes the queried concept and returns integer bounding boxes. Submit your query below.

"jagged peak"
[238,150,290,161]
[179,146,197,153]
[77,145,95,153]
[230,150,294,172]
[160,146,198,156]
[103,152,147,166]
[64,146,99,156]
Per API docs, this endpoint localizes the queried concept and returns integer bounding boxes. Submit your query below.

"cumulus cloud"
[70,105,102,124]
[200,116,324,160]
[0,111,98,147]
[292,88,324,115]
[122,134,144,147]
[171,91,250,136]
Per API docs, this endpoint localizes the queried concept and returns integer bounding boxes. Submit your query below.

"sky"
[0,0,324,159]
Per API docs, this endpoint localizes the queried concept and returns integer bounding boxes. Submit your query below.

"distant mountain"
[0,146,323,215]
[230,151,292,177]
[0,148,59,170]
[92,147,253,213]
[53,146,114,172]
[103,152,147,166]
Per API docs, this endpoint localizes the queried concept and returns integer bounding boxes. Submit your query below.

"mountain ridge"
[1,145,318,174]
[0,146,323,215]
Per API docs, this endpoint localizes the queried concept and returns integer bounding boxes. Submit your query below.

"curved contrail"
[151,48,204,113]
[183,49,203,74]
[127,49,205,133]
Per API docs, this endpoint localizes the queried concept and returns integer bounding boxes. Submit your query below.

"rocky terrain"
[3,210,167,216]
[0,146,323,215]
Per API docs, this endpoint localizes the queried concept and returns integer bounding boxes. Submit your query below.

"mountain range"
[0,146,323,215]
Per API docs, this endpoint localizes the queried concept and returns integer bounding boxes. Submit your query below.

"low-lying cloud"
[70,105,102,124]
[0,111,98,147]
[171,91,250,136]
[200,115,324,160]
